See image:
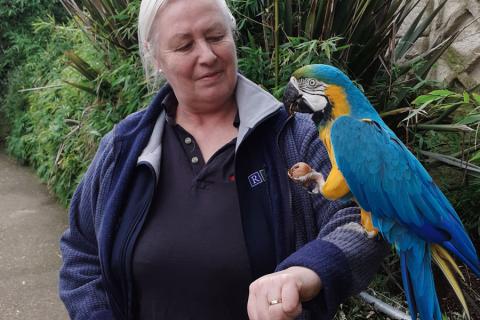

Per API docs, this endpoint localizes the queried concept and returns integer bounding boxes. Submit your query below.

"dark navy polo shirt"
[132,94,251,319]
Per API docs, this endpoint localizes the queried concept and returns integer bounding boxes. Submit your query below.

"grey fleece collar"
[137,74,283,180]
[136,111,166,180]
[234,74,283,148]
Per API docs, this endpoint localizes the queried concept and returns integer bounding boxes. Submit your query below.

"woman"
[59,0,387,319]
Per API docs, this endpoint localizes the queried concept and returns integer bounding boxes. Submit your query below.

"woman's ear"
[144,40,162,72]
[152,54,163,75]
[154,60,163,75]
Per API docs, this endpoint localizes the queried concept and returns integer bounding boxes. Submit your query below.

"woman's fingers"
[247,285,258,320]
[248,275,282,319]
[247,271,303,320]
[266,278,284,319]
[281,280,302,316]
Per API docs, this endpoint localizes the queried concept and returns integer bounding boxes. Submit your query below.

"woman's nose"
[197,41,217,65]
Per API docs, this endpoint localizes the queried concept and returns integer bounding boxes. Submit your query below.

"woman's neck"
[175,97,238,163]
[176,97,237,129]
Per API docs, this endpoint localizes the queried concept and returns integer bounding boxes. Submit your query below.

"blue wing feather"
[401,253,417,318]
[330,116,480,276]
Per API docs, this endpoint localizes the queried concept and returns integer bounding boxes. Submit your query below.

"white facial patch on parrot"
[302,92,328,113]
[296,77,328,113]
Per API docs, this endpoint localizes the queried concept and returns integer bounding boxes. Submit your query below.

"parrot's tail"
[432,244,470,319]
[400,245,442,320]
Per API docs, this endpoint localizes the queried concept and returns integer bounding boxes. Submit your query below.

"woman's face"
[152,0,237,109]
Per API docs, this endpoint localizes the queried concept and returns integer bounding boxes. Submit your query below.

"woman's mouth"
[198,71,222,82]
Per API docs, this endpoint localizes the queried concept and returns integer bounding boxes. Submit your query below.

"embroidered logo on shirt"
[248,169,267,188]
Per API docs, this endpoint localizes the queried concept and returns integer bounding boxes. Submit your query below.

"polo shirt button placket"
[191,156,199,164]
[184,137,192,145]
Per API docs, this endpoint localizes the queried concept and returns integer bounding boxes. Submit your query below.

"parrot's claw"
[365,230,379,239]
[360,209,379,239]
[307,186,320,195]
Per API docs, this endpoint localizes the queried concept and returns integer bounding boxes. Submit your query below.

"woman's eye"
[208,34,225,42]
[176,42,193,52]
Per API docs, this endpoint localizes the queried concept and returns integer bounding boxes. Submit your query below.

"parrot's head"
[283,64,355,127]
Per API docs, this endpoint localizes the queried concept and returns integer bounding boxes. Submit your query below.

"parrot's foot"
[365,230,378,238]
[288,162,325,194]
[361,209,379,239]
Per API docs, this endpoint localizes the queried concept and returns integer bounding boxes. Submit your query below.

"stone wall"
[401,0,480,90]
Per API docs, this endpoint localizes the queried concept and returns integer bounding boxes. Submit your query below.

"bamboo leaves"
[60,0,137,53]
[233,0,459,104]
[407,89,480,173]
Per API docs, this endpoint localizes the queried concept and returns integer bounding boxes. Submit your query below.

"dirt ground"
[0,150,68,319]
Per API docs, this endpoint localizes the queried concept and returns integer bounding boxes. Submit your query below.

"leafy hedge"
[2,17,148,205]
[0,0,64,140]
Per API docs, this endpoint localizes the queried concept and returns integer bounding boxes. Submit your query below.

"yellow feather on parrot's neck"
[319,123,332,157]
[318,123,351,200]
[314,84,352,200]
[318,84,350,159]
[325,85,350,119]
[319,100,350,200]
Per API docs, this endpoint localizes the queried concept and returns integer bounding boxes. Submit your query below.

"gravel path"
[0,150,68,319]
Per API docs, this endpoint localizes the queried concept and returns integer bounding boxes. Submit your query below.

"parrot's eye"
[308,79,317,87]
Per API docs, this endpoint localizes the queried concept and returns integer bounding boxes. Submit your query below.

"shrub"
[4,18,148,205]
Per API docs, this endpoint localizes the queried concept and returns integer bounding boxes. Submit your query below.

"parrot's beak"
[283,77,313,115]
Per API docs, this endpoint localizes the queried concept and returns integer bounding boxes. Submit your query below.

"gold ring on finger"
[268,299,282,306]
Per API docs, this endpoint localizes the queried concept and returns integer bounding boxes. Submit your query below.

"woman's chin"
[194,85,235,105]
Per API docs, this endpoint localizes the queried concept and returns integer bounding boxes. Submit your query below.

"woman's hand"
[247,266,322,320]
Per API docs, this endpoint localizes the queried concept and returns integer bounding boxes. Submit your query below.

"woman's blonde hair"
[138,0,237,90]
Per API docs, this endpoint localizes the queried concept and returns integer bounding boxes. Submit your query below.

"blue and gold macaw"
[283,64,480,320]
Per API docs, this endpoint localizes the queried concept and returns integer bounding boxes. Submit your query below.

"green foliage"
[230,0,458,111]
[60,0,140,54]
[3,17,147,205]
[1,0,148,204]
[408,89,480,168]
[0,1,67,139]
[239,36,343,98]
[404,88,480,236]
[0,0,66,75]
